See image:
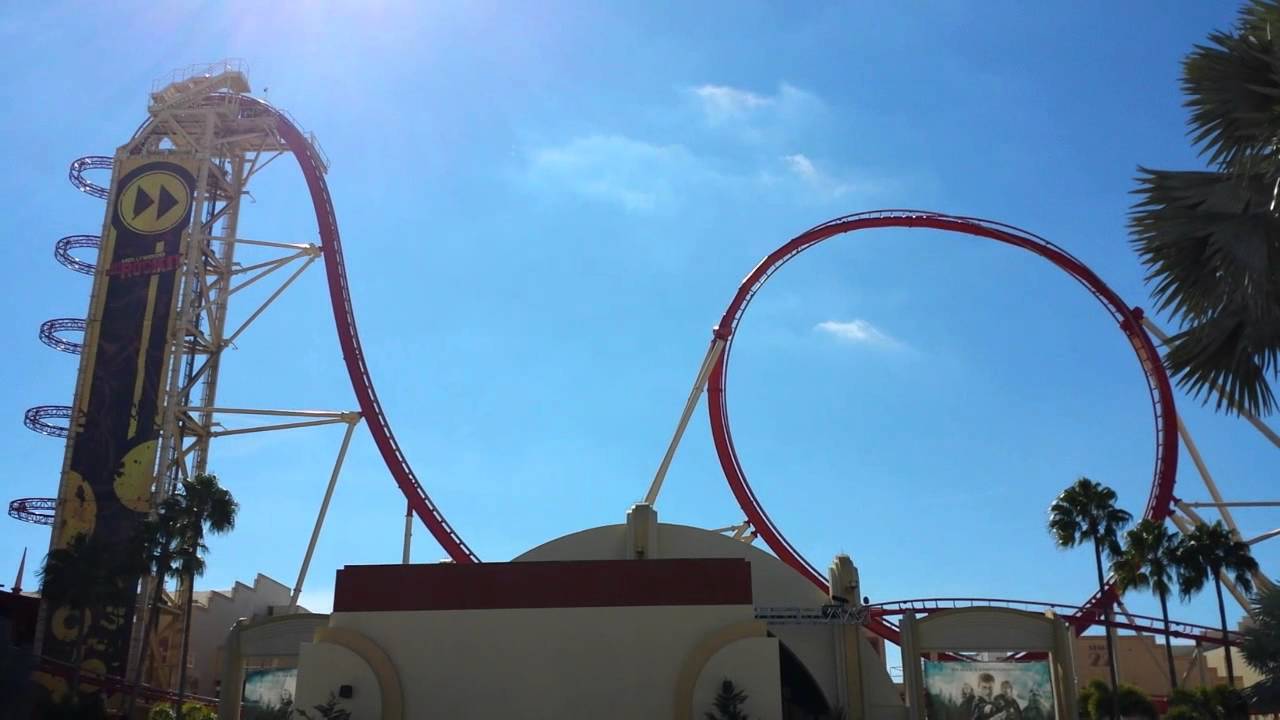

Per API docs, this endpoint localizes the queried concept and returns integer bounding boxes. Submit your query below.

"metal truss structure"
[20,62,368,678]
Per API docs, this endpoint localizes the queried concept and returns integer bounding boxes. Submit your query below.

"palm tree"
[1112,519,1186,692]
[124,513,185,717]
[1048,477,1132,720]
[167,474,237,714]
[1129,0,1280,417]
[1242,583,1280,712]
[1179,521,1260,686]
[38,532,127,702]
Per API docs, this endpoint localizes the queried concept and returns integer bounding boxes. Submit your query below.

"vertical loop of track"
[242,97,479,563]
[707,210,1177,641]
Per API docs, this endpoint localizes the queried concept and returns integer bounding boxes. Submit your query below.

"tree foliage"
[1112,519,1187,690]
[1178,521,1259,685]
[705,678,750,720]
[294,693,352,720]
[1129,0,1280,416]
[1049,477,1131,719]
[1082,680,1157,720]
[1242,583,1280,711]
[1166,685,1249,720]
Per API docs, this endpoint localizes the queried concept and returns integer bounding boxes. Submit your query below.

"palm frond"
[1129,167,1280,415]
[1183,1,1280,176]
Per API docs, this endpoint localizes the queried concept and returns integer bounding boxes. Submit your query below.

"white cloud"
[781,153,859,199]
[783,153,818,181]
[691,84,772,121]
[688,83,823,133]
[521,134,715,212]
[815,319,905,349]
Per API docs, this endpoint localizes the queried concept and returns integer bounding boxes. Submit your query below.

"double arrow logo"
[118,169,191,235]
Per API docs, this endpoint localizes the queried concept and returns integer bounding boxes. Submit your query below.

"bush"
[1080,680,1107,720]
[1165,685,1248,720]
[1082,681,1155,720]
[1165,707,1201,720]
[147,702,218,720]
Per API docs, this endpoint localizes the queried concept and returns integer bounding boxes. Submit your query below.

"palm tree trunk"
[1158,589,1178,692]
[69,608,88,704]
[125,574,164,718]
[1094,541,1121,720]
[174,573,195,717]
[1214,573,1236,687]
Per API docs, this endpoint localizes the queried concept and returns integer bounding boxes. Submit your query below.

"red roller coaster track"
[240,96,480,564]
[706,211,1179,643]
[53,99,1206,648]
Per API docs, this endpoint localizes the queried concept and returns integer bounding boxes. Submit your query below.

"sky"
[0,0,1272,655]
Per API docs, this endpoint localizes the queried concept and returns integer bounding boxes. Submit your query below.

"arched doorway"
[779,642,832,719]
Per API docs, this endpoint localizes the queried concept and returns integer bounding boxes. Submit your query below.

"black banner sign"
[44,158,197,678]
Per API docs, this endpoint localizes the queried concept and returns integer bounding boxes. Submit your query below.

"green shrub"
[1082,681,1155,720]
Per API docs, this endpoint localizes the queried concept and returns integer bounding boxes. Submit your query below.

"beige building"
[1074,633,1232,696]
[148,573,299,699]
[286,504,903,720]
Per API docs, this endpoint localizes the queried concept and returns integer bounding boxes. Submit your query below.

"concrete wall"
[330,604,760,719]
[296,641,381,718]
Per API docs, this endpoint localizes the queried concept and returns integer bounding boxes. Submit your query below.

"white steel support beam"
[402,501,413,565]
[1171,508,1257,609]
[644,337,726,505]
[178,252,317,396]
[290,416,361,610]
[1143,318,1280,449]
[214,236,313,251]
[1142,317,1277,597]
[208,417,352,438]
[228,250,315,297]
[181,407,352,419]
[1177,416,1243,537]
[1248,528,1280,546]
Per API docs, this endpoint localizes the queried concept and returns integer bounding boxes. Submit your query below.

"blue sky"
[0,0,1273,641]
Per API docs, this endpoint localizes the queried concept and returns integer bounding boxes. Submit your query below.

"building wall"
[517,521,852,705]
[296,641,381,718]
[186,574,293,697]
[320,604,764,719]
[1075,634,1227,695]
[695,636,783,720]
[295,520,907,719]
[1202,646,1253,688]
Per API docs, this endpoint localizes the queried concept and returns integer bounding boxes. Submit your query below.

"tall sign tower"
[33,61,332,684]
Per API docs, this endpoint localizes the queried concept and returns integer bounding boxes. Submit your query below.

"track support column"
[291,413,361,610]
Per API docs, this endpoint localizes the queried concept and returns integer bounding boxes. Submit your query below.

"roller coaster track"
[236,96,479,563]
[866,598,1239,647]
[22,93,1242,653]
[23,94,479,564]
[705,211,1179,644]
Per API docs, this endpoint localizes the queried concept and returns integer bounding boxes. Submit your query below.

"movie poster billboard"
[923,660,1055,720]
[41,156,197,677]
[243,667,298,719]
